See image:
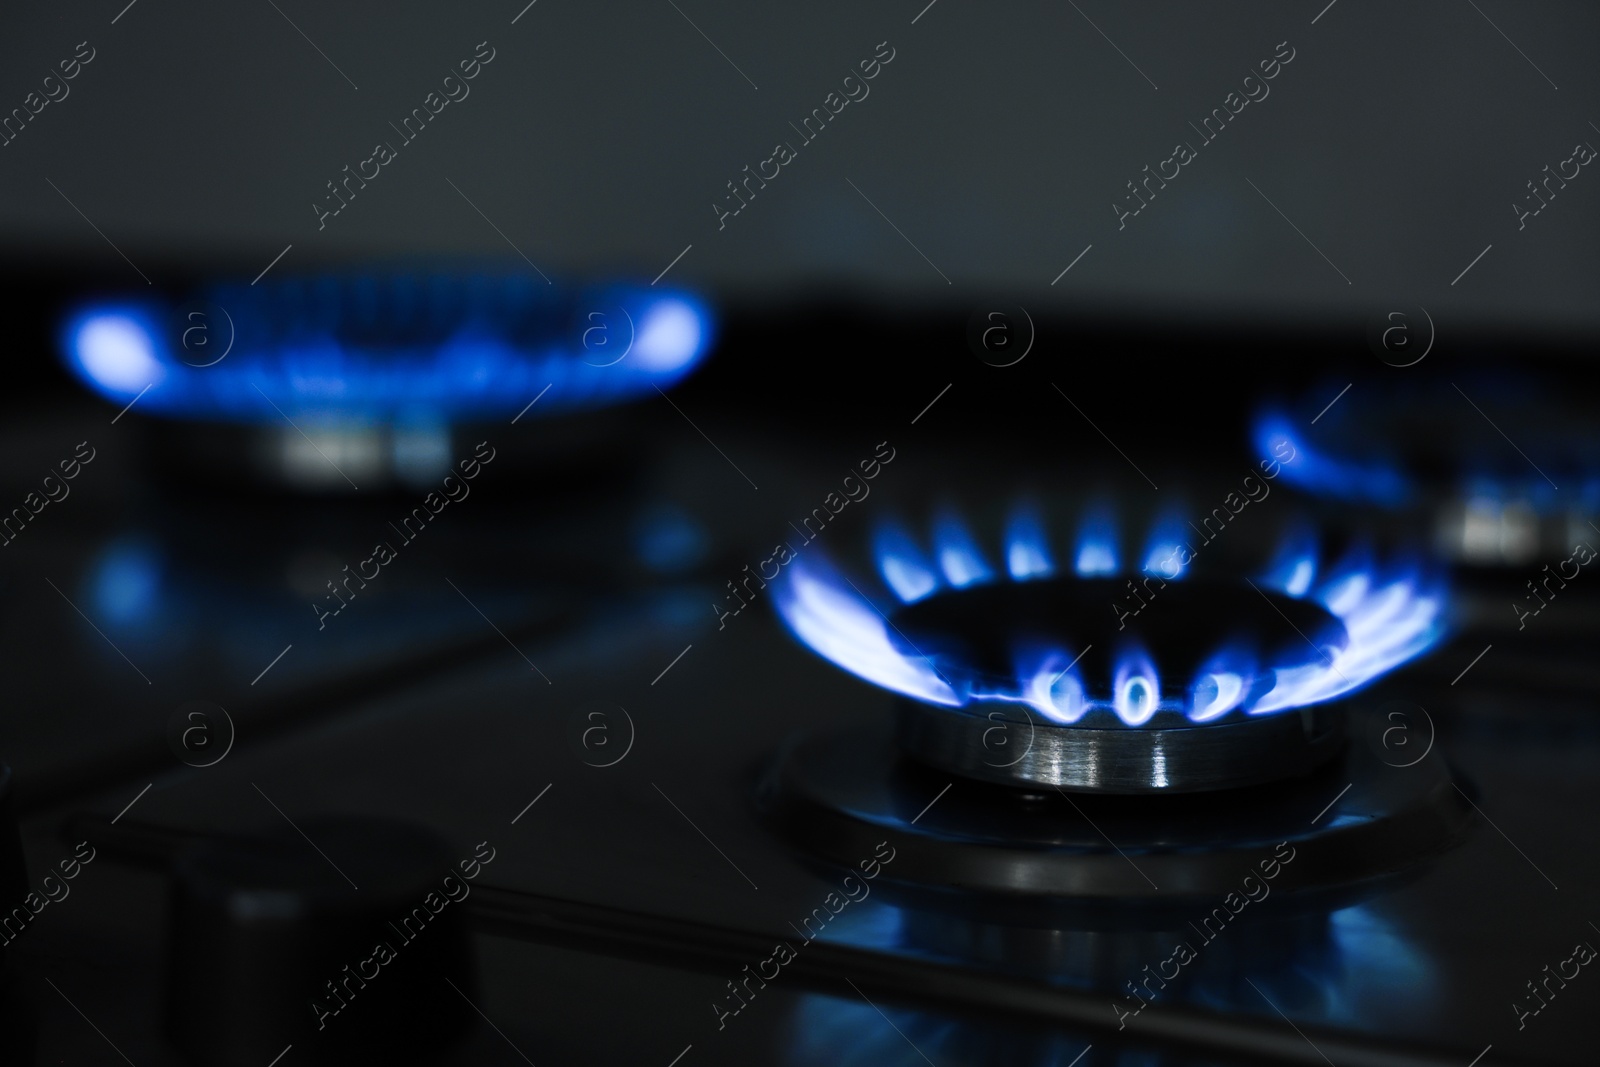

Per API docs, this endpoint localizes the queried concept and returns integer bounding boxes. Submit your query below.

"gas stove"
[1,297,1597,1067]
[5,0,1600,1056]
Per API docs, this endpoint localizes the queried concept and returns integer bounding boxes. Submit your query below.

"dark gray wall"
[2,1,1596,328]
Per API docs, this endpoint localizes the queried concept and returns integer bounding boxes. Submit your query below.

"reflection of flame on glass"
[59,277,713,423]
[773,504,1444,726]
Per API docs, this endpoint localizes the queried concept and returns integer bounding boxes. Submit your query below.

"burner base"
[759,711,1472,904]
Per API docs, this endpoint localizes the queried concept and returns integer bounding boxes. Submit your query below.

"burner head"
[889,578,1347,792]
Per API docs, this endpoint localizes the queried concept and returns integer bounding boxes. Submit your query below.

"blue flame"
[629,298,705,372]
[773,507,1445,726]
[961,642,1093,725]
[1255,413,1413,507]
[1112,644,1161,726]
[1004,504,1054,580]
[1250,541,1441,714]
[874,521,939,603]
[1141,511,1190,579]
[1190,670,1247,722]
[1189,643,1256,722]
[775,555,959,708]
[71,312,168,393]
[1017,648,1090,724]
[60,275,713,423]
[1264,526,1319,597]
[1073,508,1118,576]
[932,511,994,587]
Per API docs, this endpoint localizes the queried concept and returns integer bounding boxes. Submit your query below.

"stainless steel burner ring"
[895,699,1346,793]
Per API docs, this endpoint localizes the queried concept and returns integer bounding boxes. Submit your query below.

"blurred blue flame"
[1004,503,1054,580]
[1141,510,1189,579]
[932,510,994,588]
[1073,506,1118,576]
[60,273,713,423]
[1264,525,1319,597]
[874,521,939,603]
[1254,413,1413,507]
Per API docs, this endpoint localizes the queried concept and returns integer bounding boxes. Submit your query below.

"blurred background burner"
[1256,372,1599,568]
[58,268,713,492]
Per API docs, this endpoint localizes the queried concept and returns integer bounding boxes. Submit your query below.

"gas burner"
[59,269,714,490]
[1256,374,1600,565]
[62,270,712,424]
[773,506,1444,793]
[762,507,1463,901]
